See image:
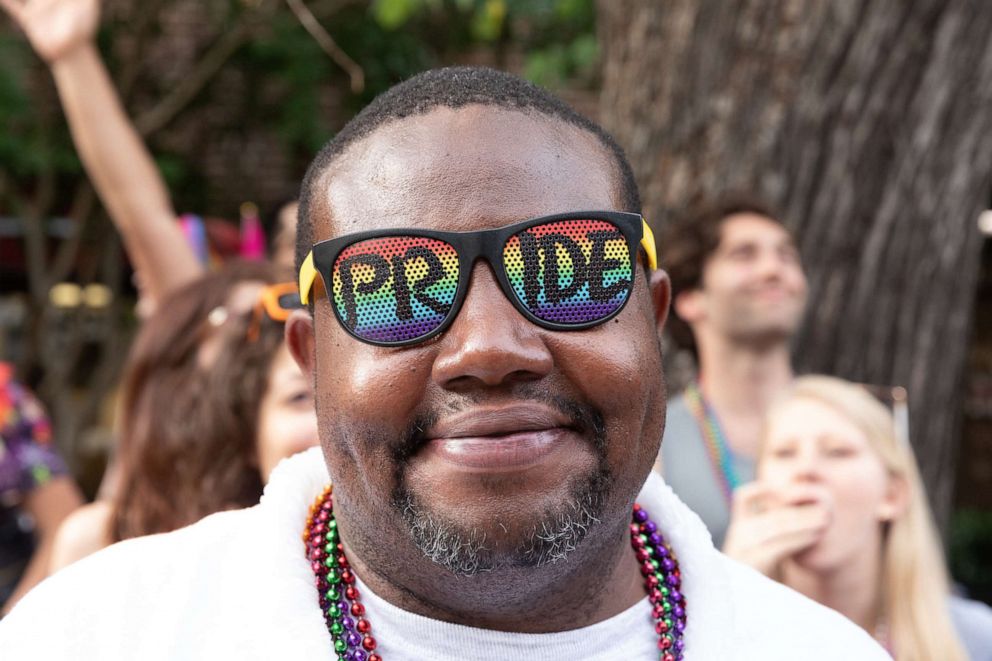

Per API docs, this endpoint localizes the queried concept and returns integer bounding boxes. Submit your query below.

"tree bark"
[598,0,992,530]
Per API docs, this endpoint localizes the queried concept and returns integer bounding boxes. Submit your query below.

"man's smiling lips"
[422,404,581,472]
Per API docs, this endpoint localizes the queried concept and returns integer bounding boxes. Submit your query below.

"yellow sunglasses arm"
[640,219,658,270]
[298,251,317,305]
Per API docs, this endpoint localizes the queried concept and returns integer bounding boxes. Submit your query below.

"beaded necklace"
[682,381,740,503]
[303,485,687,660]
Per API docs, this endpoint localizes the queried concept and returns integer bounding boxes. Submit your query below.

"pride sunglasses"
[298,211,657,347]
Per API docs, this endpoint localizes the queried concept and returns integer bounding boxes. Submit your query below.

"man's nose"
[431,262,553,390]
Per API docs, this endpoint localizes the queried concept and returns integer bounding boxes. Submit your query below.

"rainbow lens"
[503,219,633,325]
[331,236,460,343]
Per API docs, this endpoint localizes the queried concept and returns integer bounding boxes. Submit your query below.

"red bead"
[351,602,365,617]
[342,569,355,584]
[648,588,662,604]
[362,636,377,651]
[653,604,665,618]
[313,522,326,535]
[655,620,670,634]
[646,575,660,588]
[635,548,650,562]
[311,560,324,573]
[641,561,655,576]
[317,510,330,522]
[338,555,350,569]
[658,635,672,650]
[345,586,359,600]
[633,503,642,511]
[356,619,371,633]
[663,654,675,661]
[629,524,642,537]
[369,655,382,661]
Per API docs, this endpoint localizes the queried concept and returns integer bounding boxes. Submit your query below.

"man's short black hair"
[295,66,641,274]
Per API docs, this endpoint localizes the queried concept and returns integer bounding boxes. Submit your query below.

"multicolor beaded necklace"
[303,485,688,660]
[682,381,740,503]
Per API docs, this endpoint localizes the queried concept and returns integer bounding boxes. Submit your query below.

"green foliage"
[950,509,992,604]
[0,0,596,220]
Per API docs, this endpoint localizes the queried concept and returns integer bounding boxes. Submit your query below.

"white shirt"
[0,448,887,660]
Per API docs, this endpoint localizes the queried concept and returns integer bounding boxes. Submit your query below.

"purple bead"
[669,589,682,602]
[673,605,685,618]
[666,573,680,587]
[349,651,367,661]
[338,600,350,613]
[662,558,676,571]
[341,615,355,631]
[643,520,658,534]
[676,619,686,633]
[649,532,664,547]
[633,509,649,523]
[675,638,685,651]
[346,631,362,647]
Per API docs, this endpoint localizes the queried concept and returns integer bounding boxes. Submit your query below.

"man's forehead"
[311,106,617,241]
[718,213,795,248]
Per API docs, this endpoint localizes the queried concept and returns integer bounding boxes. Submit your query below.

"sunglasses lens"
[331,236,460,343]
[277,291,303,311]
[503,219,633,325]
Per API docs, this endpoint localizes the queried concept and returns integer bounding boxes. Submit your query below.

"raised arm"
[2,0,203,309]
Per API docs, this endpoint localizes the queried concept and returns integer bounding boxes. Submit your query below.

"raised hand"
[1,0,100,64]
[722,481,832,576]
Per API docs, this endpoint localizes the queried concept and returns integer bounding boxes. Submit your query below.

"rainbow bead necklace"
[682,381,740,503]
[303,485,687,660]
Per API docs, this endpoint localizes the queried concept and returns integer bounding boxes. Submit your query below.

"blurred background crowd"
[0,0,990,657]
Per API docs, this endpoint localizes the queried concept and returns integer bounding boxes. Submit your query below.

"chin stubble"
[391,399,612,576]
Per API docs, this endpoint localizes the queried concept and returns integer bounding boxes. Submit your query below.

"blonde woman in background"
[724,375,992,660]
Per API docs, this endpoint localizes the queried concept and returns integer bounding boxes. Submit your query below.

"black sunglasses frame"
[309,210,648,347]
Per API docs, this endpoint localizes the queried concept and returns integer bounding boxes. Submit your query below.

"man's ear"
[649,269,671,331]
[673,289,703,324]
[285,309,316,380]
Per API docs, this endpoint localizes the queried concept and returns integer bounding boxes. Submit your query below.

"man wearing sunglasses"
[0,68,884,659]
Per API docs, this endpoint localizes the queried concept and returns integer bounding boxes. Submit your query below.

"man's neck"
[779,546,883,634]
[694,333,794,459]
[340,507,647,634]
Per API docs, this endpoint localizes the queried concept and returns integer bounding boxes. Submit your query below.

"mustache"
[389,387,607,467]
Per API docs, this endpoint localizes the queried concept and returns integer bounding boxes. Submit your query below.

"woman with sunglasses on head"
[723,375,992,660]
[47,263,318,571]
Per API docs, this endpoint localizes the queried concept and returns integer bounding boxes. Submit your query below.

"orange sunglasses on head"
[247,282,304,342]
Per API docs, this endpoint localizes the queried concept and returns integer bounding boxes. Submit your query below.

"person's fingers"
[0,0,25,20]
[751,504,829,544]
[759,525,824,561]
[730,481,781,518]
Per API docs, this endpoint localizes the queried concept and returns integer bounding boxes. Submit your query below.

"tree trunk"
[598,0,992,530]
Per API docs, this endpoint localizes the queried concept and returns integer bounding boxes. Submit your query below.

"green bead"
[664,616,674,629]
[327,570,342,585]
[660,586,670,597]
[324,542,337,555]
[333,638,347,653]
[327,603,342,618]
[330,621,344,635]
[639,534,649,544]
[326,529,339,542]
[328,519,338,530]
[324,556,337,568]
[650,558,660,570]
[662,600,672,612]
[325,587,341,601]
